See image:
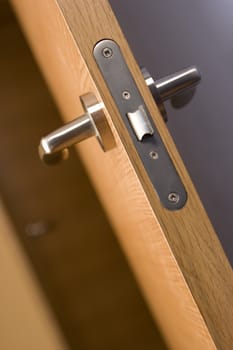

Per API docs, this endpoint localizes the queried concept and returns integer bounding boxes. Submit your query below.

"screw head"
[149,151,159,160]
[168,192,180,204]
[102,47,113,58]
[122,90,131,100]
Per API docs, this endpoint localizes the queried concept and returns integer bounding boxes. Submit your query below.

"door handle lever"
[142,66,201,121]
[39,67,200,164]
[39,92,115,164]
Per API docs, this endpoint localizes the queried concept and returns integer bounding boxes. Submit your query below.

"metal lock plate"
[94,39,187,210]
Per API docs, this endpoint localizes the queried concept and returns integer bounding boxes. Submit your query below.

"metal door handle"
[39,93,115,164]
[39,66,200,164]
[142,66,201,121]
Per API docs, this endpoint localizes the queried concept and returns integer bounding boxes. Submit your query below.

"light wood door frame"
[10,1,233,349]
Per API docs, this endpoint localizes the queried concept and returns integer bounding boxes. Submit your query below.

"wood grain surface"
[0,3,167,349]
[10,1,233,349]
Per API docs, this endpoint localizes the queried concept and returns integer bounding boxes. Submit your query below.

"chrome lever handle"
[39,93,115,164]
[155,66,200,100]
[142,66,201,121]
[39,113,95,164]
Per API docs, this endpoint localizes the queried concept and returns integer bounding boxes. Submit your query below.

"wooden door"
[9,1,233,349]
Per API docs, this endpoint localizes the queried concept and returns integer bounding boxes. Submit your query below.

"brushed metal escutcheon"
[94,39,188,210]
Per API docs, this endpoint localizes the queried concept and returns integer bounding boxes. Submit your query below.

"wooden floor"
[0,3,167,349]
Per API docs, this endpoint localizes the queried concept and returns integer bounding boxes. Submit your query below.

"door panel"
[10,1,233,349]
[0,3,166,349]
